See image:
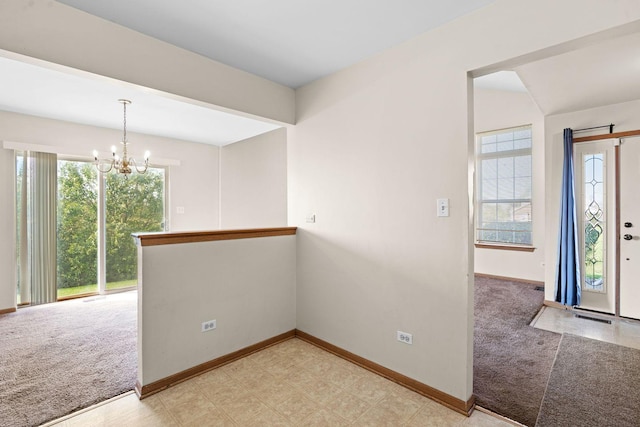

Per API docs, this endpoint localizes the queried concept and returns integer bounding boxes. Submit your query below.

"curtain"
[18,151,58,305]
[18,154,30,304]
[555,128,581,306]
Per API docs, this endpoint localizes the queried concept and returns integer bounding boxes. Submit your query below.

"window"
[580,152,606,292]
[476,125,532,246]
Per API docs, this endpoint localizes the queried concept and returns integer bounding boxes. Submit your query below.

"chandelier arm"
[94,159,115,174]
[130,157,149,174]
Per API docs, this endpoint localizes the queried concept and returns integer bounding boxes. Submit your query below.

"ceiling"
[514,31,640,116]
[57,0,497,89]
[0,54,281,146]
[474,31,640,117]
[1,0,497,146]
[474,71,527,93]
[2,1,639,146]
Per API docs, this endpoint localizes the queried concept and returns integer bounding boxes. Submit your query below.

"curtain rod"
[573,123,615,134]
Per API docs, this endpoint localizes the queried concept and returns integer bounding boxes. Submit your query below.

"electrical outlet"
[201,319,216,332]
[397,331,413,345]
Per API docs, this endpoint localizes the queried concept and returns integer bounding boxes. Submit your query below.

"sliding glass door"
[57,160,99,298]
[16,154,166,304]
[104,168,165,291]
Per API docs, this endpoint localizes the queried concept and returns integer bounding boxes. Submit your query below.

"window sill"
[475,243,536,252]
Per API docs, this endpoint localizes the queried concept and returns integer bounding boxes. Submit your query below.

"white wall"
[138,235,296,385]
[544,98,640,302]
[0,111,220,310]
[220,128,287,229]
[291,1,640,403]
[474,88,545,281]
[292,48,473,404]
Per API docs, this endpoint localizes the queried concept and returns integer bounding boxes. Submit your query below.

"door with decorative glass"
[573,140,616,314]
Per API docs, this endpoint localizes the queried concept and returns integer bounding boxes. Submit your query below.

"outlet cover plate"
[201,319,216,332]
[397,330,413,344]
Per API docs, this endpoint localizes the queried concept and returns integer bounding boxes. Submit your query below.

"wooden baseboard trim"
[0,307,16,315]
[135,329,296,399]
[475,273,544,286]
[294,330,475,416]
[135,328,474,416]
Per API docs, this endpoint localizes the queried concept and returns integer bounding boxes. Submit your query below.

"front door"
[619,138,640,319]
[574,137,640,319]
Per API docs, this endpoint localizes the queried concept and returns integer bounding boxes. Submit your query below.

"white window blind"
[476,125,532,245]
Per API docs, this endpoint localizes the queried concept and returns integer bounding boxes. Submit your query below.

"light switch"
[437,199,449,217]
[306,214,316,223]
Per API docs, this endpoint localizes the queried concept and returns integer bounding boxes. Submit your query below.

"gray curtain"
[19,151,58,305]
[18,154,30,304]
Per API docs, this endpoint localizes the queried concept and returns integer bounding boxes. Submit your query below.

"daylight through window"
[476,125,532,245]
[16,152,166,304]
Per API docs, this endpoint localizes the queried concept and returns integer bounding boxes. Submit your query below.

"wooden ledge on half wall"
[132,227,297,247]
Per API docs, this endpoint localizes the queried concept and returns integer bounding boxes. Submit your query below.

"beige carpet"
[536,333,640,427]
[0,292,137,427]
[474,276,561,426]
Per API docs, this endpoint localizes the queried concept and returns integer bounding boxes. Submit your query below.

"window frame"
[475,124,533,248]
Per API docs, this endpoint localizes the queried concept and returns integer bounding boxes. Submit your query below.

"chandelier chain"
[123,101,127,142]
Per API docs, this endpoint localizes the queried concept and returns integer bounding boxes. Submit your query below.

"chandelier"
[93,99,150,176]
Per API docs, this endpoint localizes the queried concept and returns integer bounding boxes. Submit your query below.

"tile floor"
[46,338,514,426]
[532,306,640,350]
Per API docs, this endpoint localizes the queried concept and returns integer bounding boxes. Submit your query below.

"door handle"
[624,234,633,241]
[625,222,633,228]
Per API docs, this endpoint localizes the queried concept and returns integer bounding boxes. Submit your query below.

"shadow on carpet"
[0,292,137,427]
[536,333,640,427]
[474,276,561,427]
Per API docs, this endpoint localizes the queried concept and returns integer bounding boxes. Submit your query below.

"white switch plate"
[176,206,185,214]
[437,198,449,217]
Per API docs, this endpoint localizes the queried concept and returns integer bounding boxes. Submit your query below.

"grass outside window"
[57,280,136,299]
